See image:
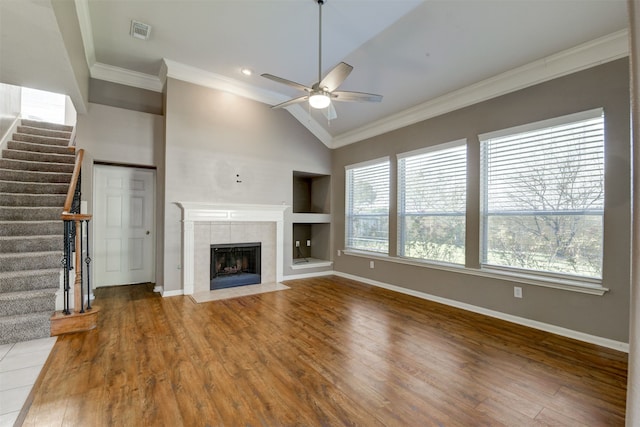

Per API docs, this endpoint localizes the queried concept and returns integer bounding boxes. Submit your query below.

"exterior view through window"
[398,140,467,264]
[345,159,390,253]
[480,109,605,279]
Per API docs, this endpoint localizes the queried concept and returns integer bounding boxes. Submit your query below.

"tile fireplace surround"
[177,203,287,295]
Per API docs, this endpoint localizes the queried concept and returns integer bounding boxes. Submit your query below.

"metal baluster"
[62,220,71,315]
[85,219,92,310]
[79,220,85,314]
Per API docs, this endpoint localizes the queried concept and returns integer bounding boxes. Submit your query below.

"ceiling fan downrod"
[317,0,324,86]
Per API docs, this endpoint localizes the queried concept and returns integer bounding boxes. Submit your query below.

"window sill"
[342,250,608,296]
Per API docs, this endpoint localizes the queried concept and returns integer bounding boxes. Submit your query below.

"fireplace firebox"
[210,242,261,290]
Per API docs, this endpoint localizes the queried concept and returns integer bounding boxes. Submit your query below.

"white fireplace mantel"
[177,202,288,295]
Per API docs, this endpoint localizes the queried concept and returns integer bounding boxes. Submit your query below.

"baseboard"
[162,289,184,297]
[333,271,629,353]
[283,270,336,281]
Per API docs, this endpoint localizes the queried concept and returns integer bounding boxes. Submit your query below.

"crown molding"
[74,0,95,68]
[331,29,629,148]
[161,59,332,147]
[90,62,164,92]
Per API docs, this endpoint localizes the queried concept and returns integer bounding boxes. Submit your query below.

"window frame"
[478,108,605,282]
[344,157,391,254]
[397,139,467,266]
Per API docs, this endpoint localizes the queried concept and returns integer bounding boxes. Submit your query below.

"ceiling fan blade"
[321,102,337,121]
[318,62,353,92]
[271,95,309,109]
[332,90,383,103]
[261,74,312,92]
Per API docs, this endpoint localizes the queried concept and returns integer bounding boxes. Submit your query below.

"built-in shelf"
[291,171,332,273]
[293,171,330,214]
[291,213,331,224]
[290,258,333,270]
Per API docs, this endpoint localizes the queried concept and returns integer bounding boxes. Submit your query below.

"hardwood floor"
[21,276,627,426]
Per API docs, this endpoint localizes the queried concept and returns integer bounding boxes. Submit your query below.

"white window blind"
[345,159,390,253]
[398,140,467,264]
[480,108,604,279]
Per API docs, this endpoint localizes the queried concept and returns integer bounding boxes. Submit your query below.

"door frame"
[92,162,157,287]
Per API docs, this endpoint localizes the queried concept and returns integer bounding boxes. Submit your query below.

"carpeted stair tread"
[2,148,75,164]
[0,289,57,317]
[21,119,73,132]
[13,133,71,147]
[0,207,61,221]
[0,180,69,194]
[0,193,66,207]
[0,120,77,344]
[0,311,52,345]
[0,168,72,183]
[0,158,74,173]
[0,251,63,272]
[16,126,72,140]
[0,235,61,253]
[0,269,60,293]
[0,220,63,236]
[9,140,73,156]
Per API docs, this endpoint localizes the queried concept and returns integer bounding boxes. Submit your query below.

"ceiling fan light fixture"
[309,92,331,109]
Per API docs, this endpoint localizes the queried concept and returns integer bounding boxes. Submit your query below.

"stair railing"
[61,148,93,315]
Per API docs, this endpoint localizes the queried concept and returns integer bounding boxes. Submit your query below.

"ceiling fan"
[261,0,382,120]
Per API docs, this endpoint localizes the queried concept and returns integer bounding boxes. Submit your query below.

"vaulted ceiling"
[0,0,630,147]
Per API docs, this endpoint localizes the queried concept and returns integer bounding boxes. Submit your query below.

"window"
[345,158,390,253]
[398,140,467,264]
[480,109,604,279]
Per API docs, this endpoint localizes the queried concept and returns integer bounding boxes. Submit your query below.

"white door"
[93,165,155,287]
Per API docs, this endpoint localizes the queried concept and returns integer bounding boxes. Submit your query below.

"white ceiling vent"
[130,20,151,40]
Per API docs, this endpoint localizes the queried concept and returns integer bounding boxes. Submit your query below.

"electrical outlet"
[514,286,523,298]
[337,250,341,256]
[295,241,300,247]
[370,260,375,269]
[306,240,311,247]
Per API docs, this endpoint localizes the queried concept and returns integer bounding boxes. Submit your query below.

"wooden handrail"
[61,148,84,217]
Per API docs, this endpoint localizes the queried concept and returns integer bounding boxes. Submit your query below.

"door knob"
[146,230,150,235]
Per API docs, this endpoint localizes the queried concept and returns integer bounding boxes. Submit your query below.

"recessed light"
[240,67,253,76]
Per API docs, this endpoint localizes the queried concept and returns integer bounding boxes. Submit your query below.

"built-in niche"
[292,171,330,214]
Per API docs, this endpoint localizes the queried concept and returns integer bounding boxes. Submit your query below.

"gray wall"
[163,78,331,291]
[75,102,165,285]
[89,79,163,115]
[331,59,631,343]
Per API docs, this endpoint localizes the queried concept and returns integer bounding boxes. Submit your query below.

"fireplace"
[210,242,261,290]
[178,202,286,296]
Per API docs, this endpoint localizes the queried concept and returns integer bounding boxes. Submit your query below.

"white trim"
[331,30,628,148]
[478,107,604,141]
[283,271,336,281]
[342,249,608,295]
[91,63,164,92]
[177,202,288,295]
[396,138,467,160]
[333,271,628,353]
[74,0,95,69]
[162,289,184,297]
[344,156,390,171]
[0,114,21,152]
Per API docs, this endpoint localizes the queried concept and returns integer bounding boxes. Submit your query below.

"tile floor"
[0,337,57,427]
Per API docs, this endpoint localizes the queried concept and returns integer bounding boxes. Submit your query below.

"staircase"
[0,119,74,345]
